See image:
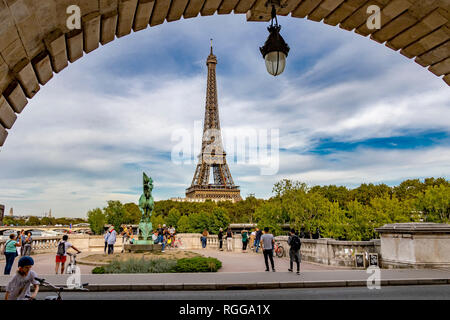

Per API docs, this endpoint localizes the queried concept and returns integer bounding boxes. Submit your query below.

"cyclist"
[4,256,39,300]
[55,235,81,274]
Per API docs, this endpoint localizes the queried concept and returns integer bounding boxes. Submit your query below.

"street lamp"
[259,4,290,76]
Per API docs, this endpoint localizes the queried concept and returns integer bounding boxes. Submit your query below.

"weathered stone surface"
[167,0,189,21]
[117,0,138,37]
[66,30,84,63]
[308,0,344,22]
[324,0,367,26]
[12,58,40,98]
[201,0,222,16]
[3,82,27,114]
[150,0,171,26]
[234,0,256,14]
[101,10,118,45]
[82,12,101,53]
[133,0,155,31]
[428,57,450,76]
[0,122,7,146]
[44,29,68,73]
[291,0,322,18]
[0,95,16,129]
[31,52,53,85]
[376,223,450,269]
[400,25,450,59]
[218,0,240,14]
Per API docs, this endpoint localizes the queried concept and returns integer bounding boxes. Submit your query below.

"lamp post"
[259,4,290,76]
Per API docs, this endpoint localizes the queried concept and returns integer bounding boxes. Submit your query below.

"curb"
[1,278,449,292]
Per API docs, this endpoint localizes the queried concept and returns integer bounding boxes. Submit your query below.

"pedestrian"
[254,227,262,253]
[3,233,21,275]
[241,228,249,252]
[107,226,117,255]
[17,231,23,257]
[226,227,233,251]
[19,230,26,256]
[121,225,129,253]
[152,230,158,243]
[218,228,224,251]
[261,227,275,272]
[201,229,209,249]
[103,229,109,254]
[287,229,302,275]
[23,232,33,256]
[249,229,256,249]
[55,235,81,274]
[4,256,39,300]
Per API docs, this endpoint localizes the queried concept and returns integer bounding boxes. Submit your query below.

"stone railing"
[275,236,381,268]
[1,233,381,268]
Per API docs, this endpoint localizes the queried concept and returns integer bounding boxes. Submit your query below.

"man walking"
[107,226,117,255]
[287,229,301,275]
[103,230,109,254]
[261,227,275,272]
[254,228,262,253]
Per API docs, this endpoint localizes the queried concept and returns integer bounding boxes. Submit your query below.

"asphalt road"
[34,285,450,300]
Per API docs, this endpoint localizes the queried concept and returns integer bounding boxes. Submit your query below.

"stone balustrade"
[275,236,381,268]
[1,233,380,268]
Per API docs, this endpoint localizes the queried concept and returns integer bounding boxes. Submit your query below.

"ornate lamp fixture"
[259,2,290,76]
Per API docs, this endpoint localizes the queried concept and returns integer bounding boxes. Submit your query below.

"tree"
[166,208,181,227]
[415,184,450,222]
[26,216,41,226]
[123,202,141,224]
[188,211,211,233]
[210,207,230,234]
[151,214,165,228]
[104,200,126,231]
[87,208,106,235]
[177,215,190,233]
[254,202,284,236]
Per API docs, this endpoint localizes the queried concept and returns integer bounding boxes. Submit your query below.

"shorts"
[56,255,67,263]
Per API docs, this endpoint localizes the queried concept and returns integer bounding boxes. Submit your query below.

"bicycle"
[66,252,80,274]
[274,242,285,258]
[33,277,89,300]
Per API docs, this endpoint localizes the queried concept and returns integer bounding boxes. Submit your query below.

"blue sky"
[0,14,449,218]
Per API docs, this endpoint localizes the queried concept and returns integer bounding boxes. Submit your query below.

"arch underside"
[0,0,449,147]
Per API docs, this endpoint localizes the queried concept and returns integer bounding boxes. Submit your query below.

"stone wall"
[275,236,381,268]
[376,223,450,269]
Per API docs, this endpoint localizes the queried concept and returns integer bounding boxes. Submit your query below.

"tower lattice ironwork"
[185,45,241,202]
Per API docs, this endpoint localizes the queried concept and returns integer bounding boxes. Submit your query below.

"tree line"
[87,177,449,241]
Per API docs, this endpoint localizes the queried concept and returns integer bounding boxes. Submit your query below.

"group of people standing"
[3,230,33,275]
[215,226,302,274]
[103,226,117,255]
[152,224,176,253]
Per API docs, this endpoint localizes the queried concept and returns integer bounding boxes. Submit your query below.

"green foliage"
[415,184,450,222]
[123,203,141,224]
[91,266,105,274]
[84,177,448,241]
[151,214,165,227]
[104,200,126,231]
[103,257,177,274]
[91,257,222,274]
[209,208,230,234]
[177,215,190,233]
[166,208,181,227]
[174,257,222,273]
[87,208,106,235]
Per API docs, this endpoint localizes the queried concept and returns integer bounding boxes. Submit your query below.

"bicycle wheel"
[276,246,284,258]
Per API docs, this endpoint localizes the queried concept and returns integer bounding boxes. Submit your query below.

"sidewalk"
[1,249,450,292]
[1,269,450,292]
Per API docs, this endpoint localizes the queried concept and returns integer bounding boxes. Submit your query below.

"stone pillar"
[376,223,450,269]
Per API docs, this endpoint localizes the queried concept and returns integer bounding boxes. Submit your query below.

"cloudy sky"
[0,14,449,218]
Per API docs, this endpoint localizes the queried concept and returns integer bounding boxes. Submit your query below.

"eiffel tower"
[185,44,241,203]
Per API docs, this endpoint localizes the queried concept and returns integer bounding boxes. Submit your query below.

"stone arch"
[0,0,449,148]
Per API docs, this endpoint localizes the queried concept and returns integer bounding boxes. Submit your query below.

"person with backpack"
[287,229,301,275]
[55,235,81,274]
[3,233,21,275]
[241,228,249,252]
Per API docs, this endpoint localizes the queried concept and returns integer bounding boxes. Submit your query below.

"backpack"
[57,241,66,256]
[290,235,301,251]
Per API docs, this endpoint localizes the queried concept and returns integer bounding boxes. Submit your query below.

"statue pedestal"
[124,243,161,253]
